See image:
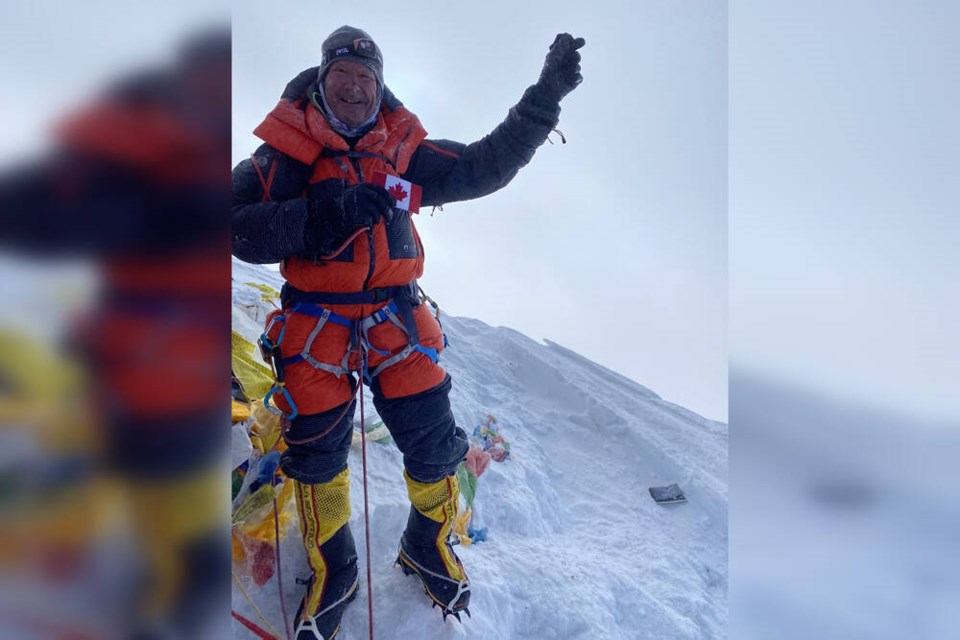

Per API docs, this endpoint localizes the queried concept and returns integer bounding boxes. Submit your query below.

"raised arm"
[403,34,585,207]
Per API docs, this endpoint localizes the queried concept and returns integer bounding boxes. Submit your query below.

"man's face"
[322,60,379,127]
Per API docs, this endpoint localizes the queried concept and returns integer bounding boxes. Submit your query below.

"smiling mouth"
[340,97,365,105]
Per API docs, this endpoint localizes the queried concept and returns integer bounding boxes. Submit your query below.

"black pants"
[280,374,468,484]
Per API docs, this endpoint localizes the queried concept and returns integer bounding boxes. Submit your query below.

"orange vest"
[254,97,429,294]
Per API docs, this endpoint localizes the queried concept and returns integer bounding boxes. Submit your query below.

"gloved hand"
[305,180,395,252]
[535,33,585,103]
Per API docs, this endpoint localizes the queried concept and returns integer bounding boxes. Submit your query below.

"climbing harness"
[259,281,443,427]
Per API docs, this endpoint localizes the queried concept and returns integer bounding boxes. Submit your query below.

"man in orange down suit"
[232,26,584,638]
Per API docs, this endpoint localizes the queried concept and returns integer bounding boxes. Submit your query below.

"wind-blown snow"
[232,259,727,639]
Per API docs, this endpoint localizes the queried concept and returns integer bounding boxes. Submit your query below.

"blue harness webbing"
[260,282,442,418]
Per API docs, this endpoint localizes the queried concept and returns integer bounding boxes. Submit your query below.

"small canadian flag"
[372,171,422,214]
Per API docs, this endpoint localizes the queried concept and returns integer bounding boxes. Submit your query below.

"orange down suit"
[232,65,562,421]
[240,74,444,416]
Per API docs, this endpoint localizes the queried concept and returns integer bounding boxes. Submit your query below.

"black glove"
[535,33,585,103]
[305,181,395,253]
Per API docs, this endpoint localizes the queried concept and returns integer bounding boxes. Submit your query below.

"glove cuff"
[517,84,563,128]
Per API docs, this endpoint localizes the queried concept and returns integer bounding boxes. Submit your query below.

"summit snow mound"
[232,259,727,640]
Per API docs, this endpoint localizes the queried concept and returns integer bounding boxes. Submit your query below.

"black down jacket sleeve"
[402,84,563,207]
[231,143,314,264]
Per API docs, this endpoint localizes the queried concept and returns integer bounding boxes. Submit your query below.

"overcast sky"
[730,1,959,423]
[233,0,728,422]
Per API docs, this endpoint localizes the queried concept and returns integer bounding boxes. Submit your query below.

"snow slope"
[232,259,728,640]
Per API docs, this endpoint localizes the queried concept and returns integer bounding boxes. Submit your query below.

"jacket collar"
[254,69,425,172]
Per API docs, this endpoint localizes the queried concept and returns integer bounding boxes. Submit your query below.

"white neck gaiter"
[312,83,383,139]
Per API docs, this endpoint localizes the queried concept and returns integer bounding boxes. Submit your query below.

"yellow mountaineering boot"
[292,470,359,640]
[396,471,471,621]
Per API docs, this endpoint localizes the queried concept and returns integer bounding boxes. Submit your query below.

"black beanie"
[318,26,384,88]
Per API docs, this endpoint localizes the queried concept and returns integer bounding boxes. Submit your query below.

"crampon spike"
[441,609,465,623]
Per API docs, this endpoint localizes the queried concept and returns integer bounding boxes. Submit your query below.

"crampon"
[293,575,358,640]
[396,546,471,622]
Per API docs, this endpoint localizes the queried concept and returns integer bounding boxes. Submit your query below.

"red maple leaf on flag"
[387,183,408,202]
